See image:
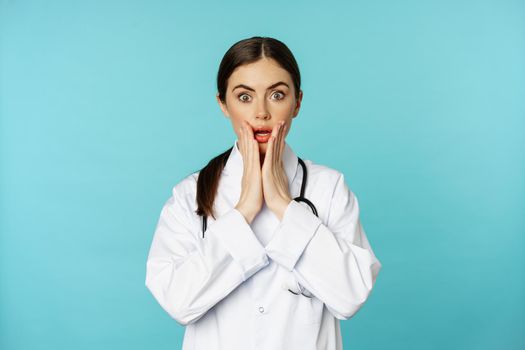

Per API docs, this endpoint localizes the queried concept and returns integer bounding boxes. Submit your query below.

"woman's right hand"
[235,120,263,224]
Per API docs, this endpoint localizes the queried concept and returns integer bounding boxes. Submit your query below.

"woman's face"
[217,57,303,156]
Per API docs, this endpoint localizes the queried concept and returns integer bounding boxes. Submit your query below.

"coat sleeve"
[264,173,382,320]
[145,185,269,326]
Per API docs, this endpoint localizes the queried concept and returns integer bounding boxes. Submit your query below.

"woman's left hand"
[262,120,292,221]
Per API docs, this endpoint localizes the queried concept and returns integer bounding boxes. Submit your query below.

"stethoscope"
[200,157,318,298]
[201,157,318,237]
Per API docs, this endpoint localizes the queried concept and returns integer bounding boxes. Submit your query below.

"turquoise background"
[1,0,524,349]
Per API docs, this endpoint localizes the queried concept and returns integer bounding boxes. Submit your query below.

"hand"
[234,120,263,224]
[262,120,293,221]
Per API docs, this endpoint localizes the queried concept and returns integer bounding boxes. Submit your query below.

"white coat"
[145,139,382,350]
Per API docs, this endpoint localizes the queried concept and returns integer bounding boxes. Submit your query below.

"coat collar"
[222,139,299,189]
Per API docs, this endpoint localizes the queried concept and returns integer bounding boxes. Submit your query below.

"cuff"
[207,208,269,281]
[265,200,322,271]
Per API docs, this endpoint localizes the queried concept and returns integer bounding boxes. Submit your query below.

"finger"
[242,122,250,171]
[243,121,252,171]
[274,122,283,169]
[245,121,256,169]
[240,123,246,161]
[245,120,255,140]
[253,138,260,170]
[279,123,288,186]
[265,123,278,169]
[278,123,288,161]
[276,122,287,191]
[271,121,281,161]
[238,124,243,157]
[246,124,257,169]
[277,123,288,191]
[276,121,284,164]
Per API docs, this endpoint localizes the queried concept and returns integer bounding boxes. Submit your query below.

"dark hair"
[195,36,301,220]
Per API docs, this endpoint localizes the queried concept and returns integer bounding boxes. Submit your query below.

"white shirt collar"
[223,139,299,187]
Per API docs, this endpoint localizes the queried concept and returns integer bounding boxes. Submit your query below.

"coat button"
[259,306,265,313]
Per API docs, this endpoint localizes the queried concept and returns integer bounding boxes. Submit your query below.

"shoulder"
[300,158,356,206]
[166,171,199,212]
[172,171,199,196]
[301,158,344,189]
[297,158,350,219]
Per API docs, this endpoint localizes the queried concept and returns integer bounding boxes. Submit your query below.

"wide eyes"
[237,91,285,103]
[238,94,251,103]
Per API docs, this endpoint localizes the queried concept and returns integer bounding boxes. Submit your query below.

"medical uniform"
[145,139,382,350]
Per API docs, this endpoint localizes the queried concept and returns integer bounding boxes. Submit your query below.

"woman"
[145,36,382,350]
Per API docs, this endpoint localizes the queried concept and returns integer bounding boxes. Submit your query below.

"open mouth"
[252,127,272,143]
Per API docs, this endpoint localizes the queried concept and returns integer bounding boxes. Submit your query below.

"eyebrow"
[231,81,289,92]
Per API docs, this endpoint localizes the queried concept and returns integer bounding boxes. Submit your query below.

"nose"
[255,100,270,120]
[256,113,270,120]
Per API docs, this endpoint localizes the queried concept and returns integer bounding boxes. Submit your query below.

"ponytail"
[195,147,234,220]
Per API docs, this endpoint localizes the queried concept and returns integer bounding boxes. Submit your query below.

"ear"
[216,93,230,118]
[292,90,303,118]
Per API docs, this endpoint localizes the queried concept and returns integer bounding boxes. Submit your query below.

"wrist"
[270,197,293,221]
[235,205,256,224]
